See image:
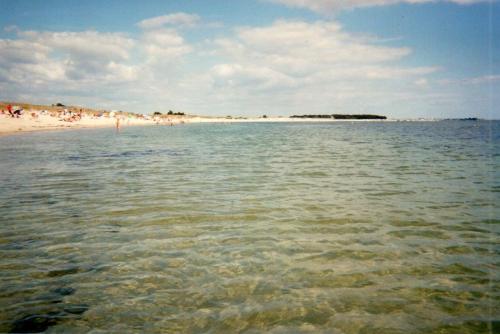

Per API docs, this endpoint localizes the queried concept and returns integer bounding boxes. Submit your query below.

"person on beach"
[6,104,13,117]
[12,106,23,118]
[116,116,121,131]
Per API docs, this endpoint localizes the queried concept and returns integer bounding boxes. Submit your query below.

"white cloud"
[0,38,65,85]
[267,0,488,13]
[211,63,297,90]
[1,30,138,83]
[0,39,50,66]
[0,26,190,110]
[0,24,196,86]
[1,14,495,118]
[0,18,443,116]
[137,13,200,29]
[233,20,411,65]
[213,20,428,74]
[142,29,192,61]
[19,30,134,61]
[200,19,438,114]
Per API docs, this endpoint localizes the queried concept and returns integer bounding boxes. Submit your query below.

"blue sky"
[0,0,498,118]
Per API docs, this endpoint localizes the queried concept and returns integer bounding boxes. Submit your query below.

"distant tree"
[291,114,386,120]
[262,115,267,118]
[55,103,65,107]
[153,111,162,116]
[167,110,174,115]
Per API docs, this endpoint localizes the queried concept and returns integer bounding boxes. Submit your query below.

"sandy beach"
[0,112,158,135]
[1,112,397,136]
[0,103,393,136]
[0,102,188,136]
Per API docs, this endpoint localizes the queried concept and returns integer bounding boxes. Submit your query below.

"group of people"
[2,104,23,118]
[59,109,83,122]
[1,104,184,129]
[1,104,87,123]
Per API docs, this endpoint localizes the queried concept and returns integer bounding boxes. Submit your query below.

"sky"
[0,0,498,119]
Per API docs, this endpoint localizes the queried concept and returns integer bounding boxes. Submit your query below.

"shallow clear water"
[0,121,499,333]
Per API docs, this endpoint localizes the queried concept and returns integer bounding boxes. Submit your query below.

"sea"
[0,120,498,333]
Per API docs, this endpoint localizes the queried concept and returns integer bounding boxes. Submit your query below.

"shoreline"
[0,115,409,136]
[0,110,442,137]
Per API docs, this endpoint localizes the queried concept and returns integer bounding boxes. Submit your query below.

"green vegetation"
[290,114,387,120]
[167,110,185,116]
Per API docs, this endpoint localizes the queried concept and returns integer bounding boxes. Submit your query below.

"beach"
[0,113,397,136]
[0,103,403,136]
[0,103,187,136]
[0,111,157,135]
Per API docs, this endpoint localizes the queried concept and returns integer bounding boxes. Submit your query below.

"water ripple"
[0,121,498,333]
